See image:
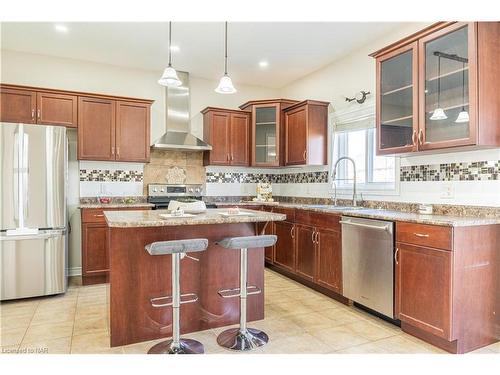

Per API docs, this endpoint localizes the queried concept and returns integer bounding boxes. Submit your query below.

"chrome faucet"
[331,156,357,207]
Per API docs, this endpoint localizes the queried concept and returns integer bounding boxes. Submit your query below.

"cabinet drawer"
[295,209,340,231]
[81,207,150,224]
[396,222,452,250]
[272,206,295,221]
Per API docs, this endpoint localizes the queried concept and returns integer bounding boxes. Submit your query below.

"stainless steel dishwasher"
[340,216,394,318]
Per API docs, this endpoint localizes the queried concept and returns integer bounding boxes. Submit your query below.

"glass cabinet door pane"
[424,25,470,143]
[380,49,414,149]
[254,106,277,164]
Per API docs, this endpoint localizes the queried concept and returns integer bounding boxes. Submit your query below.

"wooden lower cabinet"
[395,243,452,340]
[316,227,342,294]
[295,224,315,282]
[82,223,109,280]
[274,221,296,272]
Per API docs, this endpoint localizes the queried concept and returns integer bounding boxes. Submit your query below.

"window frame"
[331,128,400,196]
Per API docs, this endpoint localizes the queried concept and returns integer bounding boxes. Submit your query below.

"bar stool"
[215,234,277,351]
[145,238,208,354]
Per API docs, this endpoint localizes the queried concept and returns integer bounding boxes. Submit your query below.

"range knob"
[188,188,194,193]
[160,188,165,192]
[153,188,158,192]
[195,188,201,193]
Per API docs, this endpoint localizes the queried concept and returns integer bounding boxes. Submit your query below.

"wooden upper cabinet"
[115,101,150,162]
[284,100,329,166]
[0,88,36,123]
[229,112,250,166]
[372,22,500,155]
[78,97,116,161]
[202,107,249,166]
[37,92,78,127]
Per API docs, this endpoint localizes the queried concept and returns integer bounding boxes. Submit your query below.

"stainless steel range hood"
[153,71,212,151]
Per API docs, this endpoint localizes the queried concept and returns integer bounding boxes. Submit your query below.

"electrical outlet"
[440,183,454,199]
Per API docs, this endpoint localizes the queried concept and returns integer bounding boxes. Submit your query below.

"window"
[333,128,397,192]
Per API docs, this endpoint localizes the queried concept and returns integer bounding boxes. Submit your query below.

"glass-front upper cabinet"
[251,104,280,166]
[419,22,476,150]
[377,42,418,154]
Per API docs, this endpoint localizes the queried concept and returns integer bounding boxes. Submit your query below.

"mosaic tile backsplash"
[400,160,500,182]
[80,169,143,182]
[206,171,329,184]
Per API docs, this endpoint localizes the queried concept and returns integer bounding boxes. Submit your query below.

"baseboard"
[68,267,82,277]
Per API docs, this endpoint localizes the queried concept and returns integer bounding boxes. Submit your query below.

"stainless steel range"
[147,184,216,210]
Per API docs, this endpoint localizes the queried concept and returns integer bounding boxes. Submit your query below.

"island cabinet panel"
[37,92,78,127]
[396,243,453,340]
[78,97,116,161]
[108,222,265,347]
[0,87,36,123]
[274,221,296,272]
[115,101,150,162]
[316,227,342,294]
[202,107,250,166]
[295,224,316,282]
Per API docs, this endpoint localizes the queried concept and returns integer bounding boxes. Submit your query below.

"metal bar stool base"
[147,339,204,354]
[216,328,269,351]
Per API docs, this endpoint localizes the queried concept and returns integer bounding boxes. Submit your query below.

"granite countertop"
[215,202,500,227]
[104,208,286,228]
[79,203,155,209]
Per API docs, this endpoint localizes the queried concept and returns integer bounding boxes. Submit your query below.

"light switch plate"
[440,183,454,199]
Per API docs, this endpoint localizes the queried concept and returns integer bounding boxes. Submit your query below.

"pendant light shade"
[455,110,469,123]
[430,55,446,121]
[215,74,237,94]
[430,107,448,120]
[215,22,237,94]
[158,22,182,87]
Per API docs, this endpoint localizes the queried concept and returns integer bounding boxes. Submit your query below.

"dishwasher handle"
[339,220,391,232]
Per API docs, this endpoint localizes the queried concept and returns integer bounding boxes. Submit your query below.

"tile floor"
[1,269,499,354]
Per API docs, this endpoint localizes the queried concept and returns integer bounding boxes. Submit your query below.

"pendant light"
[455,61,469,123]
[430,55,447,121]
[158,22,182,87]
[215,22,237,94]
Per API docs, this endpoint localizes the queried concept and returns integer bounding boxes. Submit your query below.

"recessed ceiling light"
[259,61,269,68]
[54,24,68,33]
[170,45,180,52]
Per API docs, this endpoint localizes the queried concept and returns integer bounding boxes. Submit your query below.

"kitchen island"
[104,208,286,347]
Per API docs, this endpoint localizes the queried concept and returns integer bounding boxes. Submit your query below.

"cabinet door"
[419,22,477,150]
[262,221,275,263]
[252,104,279,166]
[285,106,307,165]
[0,88,36,123]
[78,97,116,160]
[377,42,418,154]
[396,243,452,340]
[274,221,296,272]
[82,223,109,276]
[316,228,342,294]
[115,101,150,162]
[295,225,316,282]
[37,92,78,127]
[230,112,249,166]
[208,111,230,165]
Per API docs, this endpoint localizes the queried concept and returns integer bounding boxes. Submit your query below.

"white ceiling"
[1,22,404,88]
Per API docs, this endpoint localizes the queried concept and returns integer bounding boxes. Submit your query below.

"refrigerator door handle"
[13,132,20,223]
[22,132,29,220]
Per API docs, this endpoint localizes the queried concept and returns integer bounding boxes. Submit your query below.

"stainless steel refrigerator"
[1,123,67,300]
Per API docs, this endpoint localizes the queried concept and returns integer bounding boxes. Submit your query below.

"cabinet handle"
[231,154,234,161]
[111,146,115,155]
[116,147,120,157]
[414,233,429,238]
[303,150,307,160]
[94,214,104,218]
[290,226,295,239]
[395,248,399,265]
[37,109,41,120]
[315,231,319,244]
[418,129,424,145]
[311,231,315,243]
[411,130,417,146]
[31,109,35,121]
